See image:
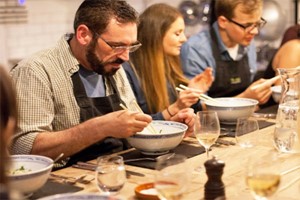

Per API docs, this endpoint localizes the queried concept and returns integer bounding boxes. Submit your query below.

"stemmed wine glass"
[154,154,190,200]
[194,111,220,158]
[246,154,281,200]
[95,155,126,196]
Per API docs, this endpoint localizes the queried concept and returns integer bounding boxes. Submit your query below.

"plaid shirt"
[10,34,136,155]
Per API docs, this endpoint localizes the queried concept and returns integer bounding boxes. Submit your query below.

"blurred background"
[0,0,299,72]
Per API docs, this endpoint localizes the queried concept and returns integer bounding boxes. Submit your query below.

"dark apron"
[208,29,251,97]
[67,72,128,166]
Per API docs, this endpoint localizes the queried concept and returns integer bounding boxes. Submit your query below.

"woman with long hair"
[0,64,19,199]
[123,3,213,120]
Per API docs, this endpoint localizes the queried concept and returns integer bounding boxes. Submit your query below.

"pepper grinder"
[204,156,226,200]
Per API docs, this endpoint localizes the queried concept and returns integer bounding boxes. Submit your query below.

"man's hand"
[101,110,152,138]
[238,78,273,105]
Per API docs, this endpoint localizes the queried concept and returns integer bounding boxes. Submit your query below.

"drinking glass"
[154,154,189,200]
[194,111,220,159]
[95,155,126,195]
[235,117,259,148]
[246,154,281,200]
[273,126,296,153]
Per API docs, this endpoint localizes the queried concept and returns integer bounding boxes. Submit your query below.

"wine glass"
[235,117,259,148]
[194,111,220,159]
[246,154,281,200]
[95,155,126,195]
[154,154,190,200]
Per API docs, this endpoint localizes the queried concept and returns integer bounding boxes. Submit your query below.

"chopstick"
[177,84,220,104]
[119,103,128,110]
[278,176,300,192]
[131,100,157,134]
[120,102,157,134]
[251,75,280,90]
[199,94,220,104]
[178,84,203,93]
[276,165,300,192]
[280,165,300,176]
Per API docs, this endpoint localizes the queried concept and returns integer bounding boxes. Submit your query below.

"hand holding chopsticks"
[176,84,220,104]
[120,101,157,134]
[250,75,280,90]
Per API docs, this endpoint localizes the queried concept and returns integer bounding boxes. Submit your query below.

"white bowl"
[8,155,53,195]
[126,120,187,155]
[204,98,258,124]
[271,85,298,103]
[271,85,281,103]
[38,193,123,200]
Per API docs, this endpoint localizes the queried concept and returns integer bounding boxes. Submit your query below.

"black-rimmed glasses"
[94,32,142,54]
[227,17,267,32]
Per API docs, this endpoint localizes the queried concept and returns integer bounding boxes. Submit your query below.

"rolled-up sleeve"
[10,63,54,154]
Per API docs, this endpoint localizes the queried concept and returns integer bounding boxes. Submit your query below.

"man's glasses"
[95,32,141,54]
[227,17,267,32]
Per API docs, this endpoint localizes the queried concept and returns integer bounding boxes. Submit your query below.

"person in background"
[279,24,300,45]
[123,3,213,120]
[264,24,300,82]
[0,65,21,199]
[271,39,300,80]
[10,0,195,168]
[180,0,274,106]
[261,24,300,107]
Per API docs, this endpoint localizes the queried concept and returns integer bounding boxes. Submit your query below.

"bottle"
[204,156,226,200]
[274,67,300,153]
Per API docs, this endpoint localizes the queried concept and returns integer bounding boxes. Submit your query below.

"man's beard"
[86,39,125,76]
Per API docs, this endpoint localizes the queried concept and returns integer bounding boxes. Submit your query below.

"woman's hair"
[215,0,263,19]
[280,24,300,46]
[73,0,139,35]
[130,3,189,113]
[0,65,17,184]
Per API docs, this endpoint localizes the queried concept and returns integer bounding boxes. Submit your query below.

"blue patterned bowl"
[8,155,53,195]
[126,120,187,155]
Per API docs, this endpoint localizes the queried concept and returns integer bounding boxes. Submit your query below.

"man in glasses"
[10,0,195,168]
[181,0,273,105]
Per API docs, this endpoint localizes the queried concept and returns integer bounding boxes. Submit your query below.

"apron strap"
[67,71,127,166]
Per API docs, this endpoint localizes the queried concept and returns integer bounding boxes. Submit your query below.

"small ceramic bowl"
[271,85,298,103]
[126,121,187,155]
[271,85,281,103]
[135,182,159,200]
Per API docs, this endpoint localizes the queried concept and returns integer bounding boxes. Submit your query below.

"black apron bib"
[208,29,251,97]
[67,72,128,166]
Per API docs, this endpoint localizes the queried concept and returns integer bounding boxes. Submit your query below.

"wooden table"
[52,124,300,200]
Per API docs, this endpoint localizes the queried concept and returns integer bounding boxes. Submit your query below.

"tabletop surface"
[50,120,300,200]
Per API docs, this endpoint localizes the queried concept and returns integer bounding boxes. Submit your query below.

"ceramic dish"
[135,182,159,200]
[205,98,258,124]
[126,121,187,155]
[271,85,298,103]
[8,155,53,195]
